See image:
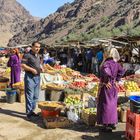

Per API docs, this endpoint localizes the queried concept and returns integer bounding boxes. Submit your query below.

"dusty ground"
[0,92,125,140]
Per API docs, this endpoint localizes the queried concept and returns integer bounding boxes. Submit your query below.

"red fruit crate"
[125,109,140,140]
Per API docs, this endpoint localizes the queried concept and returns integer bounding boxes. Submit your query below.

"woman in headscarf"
[97,47,125,132]
[7,48,21,87]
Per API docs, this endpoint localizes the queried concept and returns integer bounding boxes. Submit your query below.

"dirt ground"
[0,92,126,140]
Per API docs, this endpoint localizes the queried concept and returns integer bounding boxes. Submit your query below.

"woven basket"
[46,84,65,91]
[38,101,65,110]
[81,111,96,126]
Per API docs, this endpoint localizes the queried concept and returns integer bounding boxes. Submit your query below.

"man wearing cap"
[21,41,41,120]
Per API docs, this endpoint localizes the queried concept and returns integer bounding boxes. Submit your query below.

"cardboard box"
[17,90,25,103]
[120,109,127,122]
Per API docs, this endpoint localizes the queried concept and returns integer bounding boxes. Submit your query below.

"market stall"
[11,62,140,128]
[0,38,140,129]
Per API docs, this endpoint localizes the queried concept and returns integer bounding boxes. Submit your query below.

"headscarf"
[25,47,31,53]
[100,47,120,68]
[12,48,20,59]
[109,48,120,62]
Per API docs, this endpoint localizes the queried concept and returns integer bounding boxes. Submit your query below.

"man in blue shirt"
[96,48,103,76]
[96,48,103,64]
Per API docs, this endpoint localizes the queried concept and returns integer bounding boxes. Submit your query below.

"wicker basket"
[38,101,65,110]
[46,84,65,91]
[81,111,96,126]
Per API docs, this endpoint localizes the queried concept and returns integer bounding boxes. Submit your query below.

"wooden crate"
[0,82,8,91]
[81,111,96,126]
[43,117,73,129]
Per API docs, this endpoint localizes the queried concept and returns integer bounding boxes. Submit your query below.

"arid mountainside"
[7,0,140,46]
[0,0,37,46]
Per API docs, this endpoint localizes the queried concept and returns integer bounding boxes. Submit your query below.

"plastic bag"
[67,106,79,123]
[88,96,96,108]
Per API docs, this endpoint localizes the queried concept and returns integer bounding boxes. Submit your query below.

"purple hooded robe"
[97,59,125,125]
[7,54,21,86]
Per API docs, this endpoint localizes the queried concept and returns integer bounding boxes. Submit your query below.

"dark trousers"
[24,73,40,115]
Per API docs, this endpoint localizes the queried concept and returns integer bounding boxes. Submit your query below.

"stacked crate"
[125,110,140,140]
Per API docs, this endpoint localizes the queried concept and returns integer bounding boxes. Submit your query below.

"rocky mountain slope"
[0,0,37,46]
[8,0,140,46]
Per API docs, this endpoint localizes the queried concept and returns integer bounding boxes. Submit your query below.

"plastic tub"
[41,109,60,118]
[6,88,17,104]
[129,96,140,114]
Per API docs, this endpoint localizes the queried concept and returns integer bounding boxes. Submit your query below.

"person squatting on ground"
[97,48,125,132]
[21,41,43,120]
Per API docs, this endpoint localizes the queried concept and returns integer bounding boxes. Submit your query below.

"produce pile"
[40,64,99,93]
[117,84,126,92]
[64,97,83,106]
[0,57,8,67]
[82,108,97,126]
[83,108,96,115]
[38,101,65,110]
[64,96,83,116]
[124,81,140,92]
[86,74,99,82]
[13,82,24,90]
[64,88,84,96]
[69,81,86,89]
[0,68,10,78]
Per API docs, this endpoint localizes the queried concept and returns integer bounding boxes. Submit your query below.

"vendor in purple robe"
[7,48,21,87]
[97,48,125,132]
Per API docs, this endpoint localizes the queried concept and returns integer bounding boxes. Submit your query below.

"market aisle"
[0,92,125,140]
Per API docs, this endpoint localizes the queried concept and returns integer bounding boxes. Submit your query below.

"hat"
[25,47,31,52]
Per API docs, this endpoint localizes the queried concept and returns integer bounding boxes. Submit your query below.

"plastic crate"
[125,110,140,140]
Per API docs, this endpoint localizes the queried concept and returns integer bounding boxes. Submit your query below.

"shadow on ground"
[0,107,126,140]
[0,108,45,129]
[0,108,26,119]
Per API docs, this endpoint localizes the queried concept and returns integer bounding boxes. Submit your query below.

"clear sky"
[17,0,74,18]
